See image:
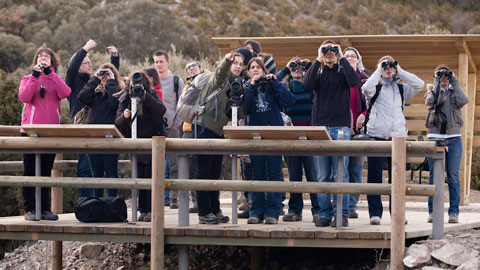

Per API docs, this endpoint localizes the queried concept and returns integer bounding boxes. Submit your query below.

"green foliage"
[471,148,480,190]
[0,70,22,126]
[239,16,265,37]
[0,33,32,73]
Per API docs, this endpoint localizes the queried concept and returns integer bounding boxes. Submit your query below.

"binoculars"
[436,70,453,79]
[99,70,110,76]
[289,60,308,72]
[321,46,339,57]
[381,61,398,71]
[255,76,275,85]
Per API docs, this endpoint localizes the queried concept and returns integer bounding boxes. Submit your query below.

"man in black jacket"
[303,40,360,227]
[65,39,120,197]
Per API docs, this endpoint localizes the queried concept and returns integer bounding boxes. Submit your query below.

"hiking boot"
[264,217,278,225]
[170,199,178,209]
[427,214,433,223]
[199,213,218,224]
[215,212,230,223]
[41,211,59,221]
[370,216,381,225]
[238,209,250,219]
[448,214,459,224]
[189,207,198,213]
[314,217,331,227]
[349,210,359,219]
[239,201,249,211]
[282,213,302,222]
[247,216,263,224]
[24,211,37,221]
[143,212,152,222]
[331,216,349,227]
[312,214,319,223]
[138,212,147,221]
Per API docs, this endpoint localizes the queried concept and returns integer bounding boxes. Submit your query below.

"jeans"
[138,162,152,213]
[241,159,253,202]
[428,136,462,215]
[249,155,283,219]
[316,126,350,219]
[88,154,119,197]
[366,155,391,218]
[22,153,56,212]
[194,125,223,217]
[348,156,364,211]
[77,154,94,197]
[285,155,319,216]
[165,159,170,205]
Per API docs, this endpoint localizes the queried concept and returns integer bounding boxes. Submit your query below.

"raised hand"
[83,39,97,52]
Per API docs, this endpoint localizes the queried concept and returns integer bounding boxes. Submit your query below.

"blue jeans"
[249,155,283,219]
[285,155,319,216]
[77,154,94,197]
[165,158,170,205]
[428,136,462,215]
[316,126,350,219]
[348,156,364,211]
[89,154,119,197]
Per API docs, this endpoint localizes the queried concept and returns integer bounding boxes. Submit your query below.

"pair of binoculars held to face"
[381,61,398,71]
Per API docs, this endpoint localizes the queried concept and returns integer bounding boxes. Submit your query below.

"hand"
[171,124,178,130]
[225,50,234,61]
[356,114,365,130]
[33,63,44,72]
[335,45,343,58]
[316,45,325,62]
[107,46,118,56]
[83,39,97,52]
[250,74,262,85]
[123,109,131,119]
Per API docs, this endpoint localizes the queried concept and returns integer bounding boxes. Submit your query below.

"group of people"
[18,39,467,228]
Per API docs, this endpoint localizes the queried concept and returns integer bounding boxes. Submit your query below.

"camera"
[321,46,339,57]
[129,72,145,98]
[381,61,398,71]
[289,60,308,72]
[227,78,244,105]
[436,70,453,79]
[255,76,274,85]
[34,64,44,70]
[99,70,110,76]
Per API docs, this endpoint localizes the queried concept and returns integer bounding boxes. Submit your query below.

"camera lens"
[231,81,242,92]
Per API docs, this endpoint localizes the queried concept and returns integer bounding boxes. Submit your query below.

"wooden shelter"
[213,34,480,205]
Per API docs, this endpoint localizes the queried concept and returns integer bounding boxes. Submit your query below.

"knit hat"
[235,48,252,66]
[263,54,276,74]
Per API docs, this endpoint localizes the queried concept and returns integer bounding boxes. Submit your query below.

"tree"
[0,33,32,73]
[239,16,265,37]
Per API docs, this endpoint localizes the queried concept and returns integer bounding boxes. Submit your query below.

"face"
[230,56,243,75]
[186,62,201,78]
[79,56,92,74]
[153,55,169,73]
[247,61,265,78]
[245,44,254,55]
[436,69,450,87]
[344,50,358,70]
[36,52,52,67]
[100,68,113,85]
[323,43,338,65]
[380,59,395,79]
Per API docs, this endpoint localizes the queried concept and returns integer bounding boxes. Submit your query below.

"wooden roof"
[212,34,480,87]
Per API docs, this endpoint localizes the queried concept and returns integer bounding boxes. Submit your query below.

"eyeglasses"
[345,55,358,59]
[186,64,199,71]
[37,54,51,59]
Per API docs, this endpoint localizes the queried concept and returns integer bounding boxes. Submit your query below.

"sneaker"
[331,216,349,227]
[349,210,358,219]
[170,199,178,209]
[238,209,250,219]
[138,212,147,221]
[314,217,331,227]
[239,201,249,211]
[164,200,170,206]
[189,207,198,213]
[199,213,218,224]
[448,214,459,224]
[215,212,230,223]
[427,214,433,223]
[143,212,152,222]
[370,216,381,225]
[264,217,278,224]
[247,216,263,224]
[24,211,37,221]
[41,211,59,221]
[282,213,302,222]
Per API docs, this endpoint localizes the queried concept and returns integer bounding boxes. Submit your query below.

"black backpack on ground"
[74,197,128,223]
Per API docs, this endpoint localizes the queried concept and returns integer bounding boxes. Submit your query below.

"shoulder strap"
[362,84,382,134]
[173,75,179,102]
[398,83,404,110]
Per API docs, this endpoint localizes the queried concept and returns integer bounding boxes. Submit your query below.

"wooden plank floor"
[0,207,479,248]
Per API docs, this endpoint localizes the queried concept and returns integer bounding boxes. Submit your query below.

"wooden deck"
[1,207,479,249]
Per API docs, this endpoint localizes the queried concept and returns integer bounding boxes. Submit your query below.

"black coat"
[77,77,120,124]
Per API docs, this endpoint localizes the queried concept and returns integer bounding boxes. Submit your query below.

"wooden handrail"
[0,160,131,172]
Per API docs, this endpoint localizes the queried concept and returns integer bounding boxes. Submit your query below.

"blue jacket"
[243,78,295,126]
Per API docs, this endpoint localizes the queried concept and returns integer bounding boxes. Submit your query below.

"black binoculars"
[99,70,110,76]
[255,76,275,85]
[289,60,308,72]
[436,70,453,79]
[321,46,339,57]
[381,61,398,71]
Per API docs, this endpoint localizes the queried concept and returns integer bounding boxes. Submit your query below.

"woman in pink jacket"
[18,44,71,221]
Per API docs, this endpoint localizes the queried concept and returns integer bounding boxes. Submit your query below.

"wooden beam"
[458,53,469,205]
[464,73,477,204]
[340,38,352,48]
[51,154,63,270]
[456,38,477,73]
[151,137,166,270]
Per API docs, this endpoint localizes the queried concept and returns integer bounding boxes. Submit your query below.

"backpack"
[74,197,127,223]
[73,105,90,124]
[176,72,214,123]
[173,75,180,102]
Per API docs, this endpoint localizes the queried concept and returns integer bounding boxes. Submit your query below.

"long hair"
[30,43,59,71]
[144,68,161,86]
[99,63,124,90]
[247,57,268,74]
[343,47,365,72]
[128,71,154,94]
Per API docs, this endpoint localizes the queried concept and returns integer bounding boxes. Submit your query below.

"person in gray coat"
[425,64,468,224]
[361,55,424,225]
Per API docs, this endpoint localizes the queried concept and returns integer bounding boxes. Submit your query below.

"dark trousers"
[22,153,56,212]
[77,154,94,197]
[194,125,223,217]
[138,162,153,213]
[88,154,119,197]
[366,156,392,218]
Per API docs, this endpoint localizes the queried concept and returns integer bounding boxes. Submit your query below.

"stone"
[456,258,480,270]
[404,244,432,268]
[431,243,479,267]
[78,244,104,259]
[421,267,446,270]
[116,266,126,270]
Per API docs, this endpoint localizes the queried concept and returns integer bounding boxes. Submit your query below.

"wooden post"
[458,53,469,205]
[250,246,262,270]
[51,154,63,270]
[151,137,165,270]
[463,73,477,205]
[390,137,406,269]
